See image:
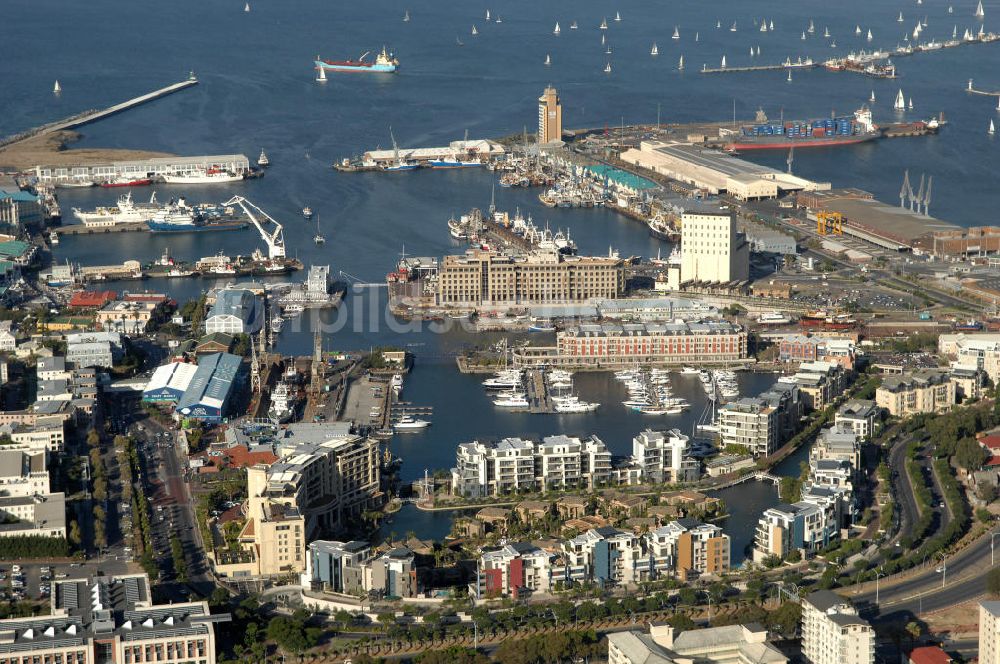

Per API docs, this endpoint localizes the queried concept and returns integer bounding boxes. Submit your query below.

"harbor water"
[5,0,993,555]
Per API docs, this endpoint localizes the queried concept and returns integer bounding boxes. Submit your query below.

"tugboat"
[302,206,313,219]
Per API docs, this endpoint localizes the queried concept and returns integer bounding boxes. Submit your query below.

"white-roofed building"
[205,288,263,335]
[142,362,199,403]
[608,623,787,664]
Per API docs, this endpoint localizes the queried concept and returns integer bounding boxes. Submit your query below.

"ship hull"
[429,160,483,168]
[147,220,248,233]
[101,179,151,188]
[314,60,397,73]
[728,134,878,150]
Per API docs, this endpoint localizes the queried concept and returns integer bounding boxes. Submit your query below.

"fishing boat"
[315,46,399,73]
[650,43,658,56]
[257,149,269,167]
[672,26,679,39]
[101,175,152,188]
[553,21,560,35]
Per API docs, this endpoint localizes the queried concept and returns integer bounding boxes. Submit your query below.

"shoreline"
[0,130,174,171]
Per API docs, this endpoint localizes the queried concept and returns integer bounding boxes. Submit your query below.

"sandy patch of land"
[0,130,173,171]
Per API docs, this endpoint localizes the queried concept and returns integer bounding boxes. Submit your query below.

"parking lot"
[0,559,130,604]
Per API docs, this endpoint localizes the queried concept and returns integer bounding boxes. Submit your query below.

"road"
[851,526,1000,617]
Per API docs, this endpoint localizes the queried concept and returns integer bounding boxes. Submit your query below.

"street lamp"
[935,552,947,588]
[874,570,884,605]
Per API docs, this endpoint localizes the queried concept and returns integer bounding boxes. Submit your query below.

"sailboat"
[730,21,737,32]
[695,32,699,42]
[756,45,761,55]
[808,19,815,33]
[485,9,490,21]
[403,9,409,22]
[600,17,608,29]
[976,0,985,18]
[787,69,792,82]
[867,28,873,42]
[990,119,996,135]
[545,53,551,66]
[678,54,684,70]
[750,46,754,56]
[315,64,327,82]
[996,96,1000,111]
[801,31,807,40]
[456,37,464,46]
[570,21,578,29]
[769,19,774,30]
[824,27,830,38]
[870,90,876,103]
[605,44,612,54]
[954,25,958,38]
[651,43,659,56]
[855,25,862,35]
[894,89,905,110]
[760,21,767,33]
[244,2,249,11]
[604,62,612,73]
[614,11,621,22]
[471,25,478,35]
[721,54,727,68]
[908,97,914,110]
[922,15,928,27]
[672,26,680,39]
[553,22,560,35]
[948,5,954,13]
[716,20,721,29]
[898,11,904,22]
[831,40,836,47]
[313,215,325,245]
[601,34,606,45]
[53,80,61,94]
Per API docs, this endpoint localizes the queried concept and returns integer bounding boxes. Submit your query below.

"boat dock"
[525,369,554,414]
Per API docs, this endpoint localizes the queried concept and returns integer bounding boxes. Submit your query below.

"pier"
[966,80,1000,96]
[49,76,199,134]
[525,369,553,413]
[701,63,809,75]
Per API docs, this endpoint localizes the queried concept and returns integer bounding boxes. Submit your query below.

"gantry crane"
[223,196,286,259]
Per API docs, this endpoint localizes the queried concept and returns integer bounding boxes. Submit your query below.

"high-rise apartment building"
[538,86,562,144]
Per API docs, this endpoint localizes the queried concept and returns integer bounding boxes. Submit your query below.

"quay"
[966,79,1000,96]
[47,75,199,134]
[58,222,147,235]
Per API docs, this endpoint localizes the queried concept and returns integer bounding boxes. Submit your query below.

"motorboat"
[394,416,431,431]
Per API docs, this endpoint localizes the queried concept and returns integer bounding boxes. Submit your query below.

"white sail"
[948,5,954,13]
[808,19,815,33]
[824,27,830,37]
[672,26,680,39]
[867,29,873,42]
[651,43,658,56]
[870,90,876,102]
[472,24,478,34]
[615,11,621,21]
[787,69,792,82]
[769,19,774,30]
[976,0,985,18]
[403,10,409,22]
[244,2,249,11]
[908,97,913,110]
[991,119,996,135]
[604,62,612,73]
[750,46,754,56]
[695,32,699,42]
[855,25,862,35]
[53,80,61,94]
[678,54,684,70]
[485,9,490,20]
[756,45,761,55]
[894,89,905,110]
[553,22,560,35]
[730,21,737,31]
[898,11,904,22]
[721,55,727,68]
[996,96,1000,111]
[600,17,608,29]
[716,20,721,28]
[545,54,551,66]
[760,22,767,32]
[316,65,326,82]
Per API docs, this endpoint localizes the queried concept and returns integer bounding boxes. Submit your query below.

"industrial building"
[142,361,200,402]
[0,183,43,226]
[32,154,251,184]
[361,139,505,167]
[174,353,243,422]
[205,288,264,335]
[912,226,1000,257]
[620,141,829,199]
[679,205,750,284]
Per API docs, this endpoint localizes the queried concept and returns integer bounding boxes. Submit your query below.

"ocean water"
[5,0,996,545]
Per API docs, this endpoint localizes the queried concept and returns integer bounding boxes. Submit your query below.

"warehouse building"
[32,154,251,184]
[175,353,242,422]
[205,288,264,335]
[142,361,200,403]
[620,142,828,198]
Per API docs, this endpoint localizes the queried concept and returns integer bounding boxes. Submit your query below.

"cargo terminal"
[619,141,830,200]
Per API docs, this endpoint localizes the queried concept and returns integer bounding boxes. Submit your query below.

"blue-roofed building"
[583,164,659,194]
[0,188,43,226]
[176,353,243,422]
[205,288,263,335]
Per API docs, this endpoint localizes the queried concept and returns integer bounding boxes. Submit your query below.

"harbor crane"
[223,196,286,259]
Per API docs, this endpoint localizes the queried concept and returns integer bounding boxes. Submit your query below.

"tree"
[68,520,82,548]
[956,437,989,470]
[769,601,802,636]
[266,615,318,654]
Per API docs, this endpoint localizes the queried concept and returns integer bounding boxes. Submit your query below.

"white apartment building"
[811,424,862,477]
[801,591,875,664]
[834,400,881,441]
[719,397,779,457]
[980,601,1000,664]
[451,435,612,497]
[0,450,50,497]
[0,320,17,351]
[561,527,643,586]
[679,206,750,284]
[8,420,67,453]
[631,429,700,483]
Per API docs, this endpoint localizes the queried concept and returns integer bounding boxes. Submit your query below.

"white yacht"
[390,374,403,394]
[493,393,529,408]
[73,191,155,226]
[483,369,522,389]
[394,416,431,431]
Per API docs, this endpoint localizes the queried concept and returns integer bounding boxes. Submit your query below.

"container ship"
[727,107,879,150]
[315,47,399,73]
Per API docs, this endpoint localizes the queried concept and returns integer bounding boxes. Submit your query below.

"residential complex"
[779,334,857,370]
[299,540,420,600]
[436,249,623,306]
[644,518,731,581]
[834,400,881,440]
[875,370,956,416]
[0,574,224,664]
[801,591,875,664]
[630,429,700,484]
[451,435,611,497]
[720,382,803,458]
[980,601,1000,664]
[476,542,553,598]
